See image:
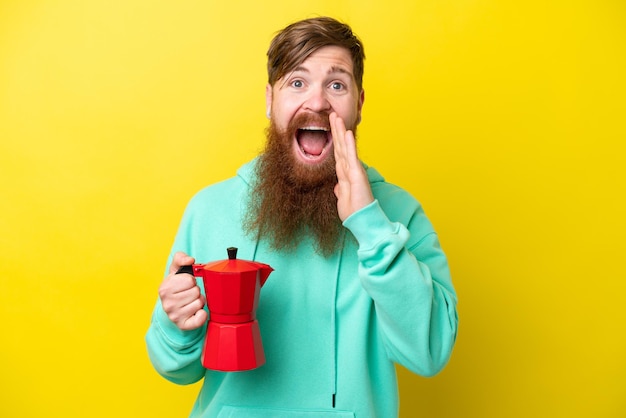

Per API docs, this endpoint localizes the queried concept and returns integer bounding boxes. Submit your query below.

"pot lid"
[199,247,270,273]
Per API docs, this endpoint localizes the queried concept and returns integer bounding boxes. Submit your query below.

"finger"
[181,308,208,331]
[176,292,207,330]
[331,113,350,182]
[166,266,199,300]
[330,112,346,159]
[168,251,195,275]
[334,183,341,199]
[159,274,199,305]
[177,287,204,312]
[331,113,359,173]
[342,129,358,165]
[160,282,203,315]
[168,300,206,330]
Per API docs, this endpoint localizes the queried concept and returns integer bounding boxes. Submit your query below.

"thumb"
[169,251,195,275]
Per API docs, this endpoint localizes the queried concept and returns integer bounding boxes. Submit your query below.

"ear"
[356,89,365,125]
[265,84,273,119]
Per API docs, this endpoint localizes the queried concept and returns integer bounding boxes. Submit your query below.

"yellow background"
[1,1,624,417]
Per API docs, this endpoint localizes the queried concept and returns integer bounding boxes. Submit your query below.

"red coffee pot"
[178,247,273,371]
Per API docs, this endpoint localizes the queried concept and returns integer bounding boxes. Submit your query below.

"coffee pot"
[177,247,273,371]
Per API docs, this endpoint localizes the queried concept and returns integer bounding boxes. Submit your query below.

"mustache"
[285,112,332,134]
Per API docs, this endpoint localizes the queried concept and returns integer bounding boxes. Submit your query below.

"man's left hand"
[331,112,375,222]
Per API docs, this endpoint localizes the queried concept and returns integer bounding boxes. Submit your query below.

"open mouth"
[295,126,332,162]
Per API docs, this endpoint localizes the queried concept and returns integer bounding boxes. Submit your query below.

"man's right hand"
[158,251,208,330]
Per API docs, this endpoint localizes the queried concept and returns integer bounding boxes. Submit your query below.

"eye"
[330,82,345,91]
[291,79,304,88]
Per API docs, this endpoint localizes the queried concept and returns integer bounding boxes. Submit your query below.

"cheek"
[333,97,361,126]
[271,102,299,130]
[337,108,359,129]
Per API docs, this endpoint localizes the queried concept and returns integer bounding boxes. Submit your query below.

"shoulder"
[189,176,244,204]
[365,164,421,212]
[186,159,257,210]
[364,163,435,237]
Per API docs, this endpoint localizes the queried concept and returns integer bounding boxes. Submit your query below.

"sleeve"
[145,297,206,385]
[145,201,207,385]
[343,199,458,377]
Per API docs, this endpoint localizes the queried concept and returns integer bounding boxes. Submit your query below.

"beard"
[243,112,353,257]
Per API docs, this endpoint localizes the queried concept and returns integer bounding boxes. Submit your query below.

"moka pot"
[177,247,273,371]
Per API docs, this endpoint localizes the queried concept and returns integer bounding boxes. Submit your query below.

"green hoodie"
[146,159,458,417]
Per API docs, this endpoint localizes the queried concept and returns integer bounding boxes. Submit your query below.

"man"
[146,16,458,417]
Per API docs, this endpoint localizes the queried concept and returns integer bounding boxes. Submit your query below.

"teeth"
[300,126,329,131]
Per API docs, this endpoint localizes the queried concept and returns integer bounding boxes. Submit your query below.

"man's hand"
[158,252,207,331]
[331,112,374,221]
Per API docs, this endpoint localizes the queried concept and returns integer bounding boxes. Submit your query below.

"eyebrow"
[291,65,353,77]
[279,64,354,89]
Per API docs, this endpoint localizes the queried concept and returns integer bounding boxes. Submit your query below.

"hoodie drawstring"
[330,230,346,408]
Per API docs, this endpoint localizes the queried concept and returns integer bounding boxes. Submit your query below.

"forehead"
[288,45,354,78]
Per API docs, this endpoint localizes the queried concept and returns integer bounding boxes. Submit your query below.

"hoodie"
[146,159,458,417]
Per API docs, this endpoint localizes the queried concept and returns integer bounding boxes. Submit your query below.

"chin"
[288,147,336,187]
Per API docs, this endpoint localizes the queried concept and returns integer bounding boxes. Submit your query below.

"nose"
[303,86,331,113]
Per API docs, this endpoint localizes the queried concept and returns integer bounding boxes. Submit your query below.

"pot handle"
[175,265,194,275]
